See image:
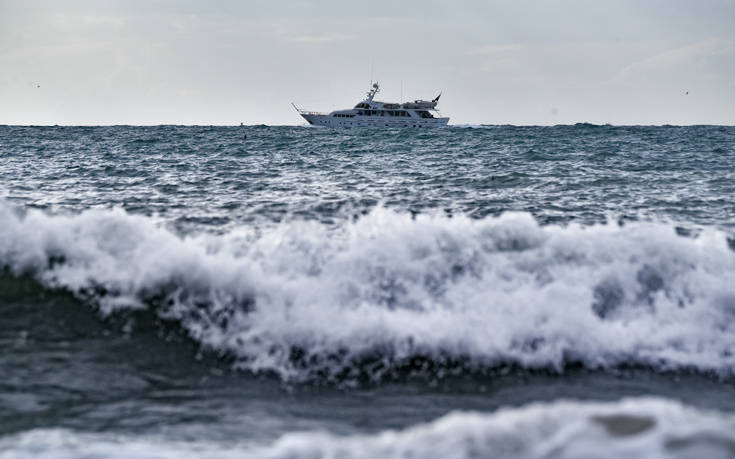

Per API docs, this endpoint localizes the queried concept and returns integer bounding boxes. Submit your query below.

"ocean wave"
[2,398,734,458]
[1,202,735,381]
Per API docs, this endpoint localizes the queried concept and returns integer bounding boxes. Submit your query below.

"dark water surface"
[3,125,735,231]
[1,125,735,457]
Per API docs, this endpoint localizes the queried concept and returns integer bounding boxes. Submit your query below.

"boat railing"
[291,103,326,116]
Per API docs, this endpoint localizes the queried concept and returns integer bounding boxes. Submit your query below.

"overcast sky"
[1,0,734,125]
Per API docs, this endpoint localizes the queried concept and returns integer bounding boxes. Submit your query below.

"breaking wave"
[1,202,735,381]
[3,398,735,458]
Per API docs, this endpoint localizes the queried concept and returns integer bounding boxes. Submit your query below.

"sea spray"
[2,202,734,381]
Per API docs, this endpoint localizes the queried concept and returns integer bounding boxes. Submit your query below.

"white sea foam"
[1,202,735,379]
[2,398,734,458]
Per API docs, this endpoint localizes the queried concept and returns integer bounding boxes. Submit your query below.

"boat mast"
[366,82,380,102]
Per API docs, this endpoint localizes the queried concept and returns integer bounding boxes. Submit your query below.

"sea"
[1,124,734,458]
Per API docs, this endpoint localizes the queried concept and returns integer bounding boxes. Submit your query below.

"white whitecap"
[2,398,734,459]
[1,202,735,380]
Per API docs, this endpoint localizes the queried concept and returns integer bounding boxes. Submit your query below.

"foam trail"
[1,202,735,380]
[2,398,734,458]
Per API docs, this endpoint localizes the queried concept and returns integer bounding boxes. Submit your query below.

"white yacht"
[293,83,449,128]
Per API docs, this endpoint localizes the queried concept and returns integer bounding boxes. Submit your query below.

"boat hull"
[301,114,449,128]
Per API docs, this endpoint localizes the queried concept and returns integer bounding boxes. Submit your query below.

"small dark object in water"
[592,414,656,437]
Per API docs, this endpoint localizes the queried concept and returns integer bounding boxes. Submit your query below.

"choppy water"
[1,124,735,458]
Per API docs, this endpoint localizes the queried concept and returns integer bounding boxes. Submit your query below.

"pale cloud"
[466,43,526,56]
[48,13,127,30]
[467,44,528,76]
[169,13,206,32]
[611,37,732,83]
[287,33,354,44]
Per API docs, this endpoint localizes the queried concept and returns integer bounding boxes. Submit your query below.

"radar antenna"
[366,82,380,102]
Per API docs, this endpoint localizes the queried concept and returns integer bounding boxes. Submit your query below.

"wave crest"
[3,398,735,458]
[2,203,735,381]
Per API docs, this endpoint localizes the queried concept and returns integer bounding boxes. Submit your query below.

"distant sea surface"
[1,124,735,458]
